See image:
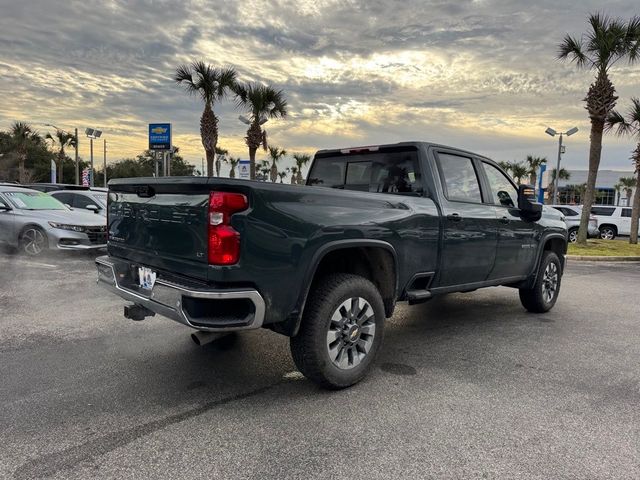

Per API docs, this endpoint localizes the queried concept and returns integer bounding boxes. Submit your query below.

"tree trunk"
[631,167,640,245]
[58,151,64,184]
[229,166,235,179]
[577,118,605,244]
[626,189,631,207]
[18,152,26,184]
[290,175,296,185]
[249,147,257,180]
[270,163,277,183]
[200,104,218,177]
[296,170,303,185]
[215,156,221,177]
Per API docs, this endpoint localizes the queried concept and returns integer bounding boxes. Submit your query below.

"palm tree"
[509,162,529,185]
[45,129,76,184]
[278,169,289,183]
[215,146,228,177]
[547,168,571,202]
[613,182,623,205]
[267,146,286,183]
[617,176,637,206]
[605,97,640,243]
[290,166,298,184]
[497,161,512,173]
[235,83,287,179]
[558,13,640,243]
[9,122,41,183]
[225,156,240,178]
[524,155,547,186]
[174,61,237,177]
[293,153,311,185]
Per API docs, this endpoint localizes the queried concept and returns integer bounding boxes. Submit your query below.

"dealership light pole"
[45,124,80,185]
[85,128,102,187]
[545,126,578,204]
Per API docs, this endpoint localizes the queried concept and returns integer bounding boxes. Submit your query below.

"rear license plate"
[138,266,157,291]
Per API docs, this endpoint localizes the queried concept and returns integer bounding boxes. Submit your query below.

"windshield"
[5,191,68,210]
[93,193,107,207]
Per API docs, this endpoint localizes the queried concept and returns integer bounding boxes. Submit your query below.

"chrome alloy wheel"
[568,230,578,243]
[542,262,559,304]
[600,227,615,240]
[22,228,46,255]
[326,297,376,370]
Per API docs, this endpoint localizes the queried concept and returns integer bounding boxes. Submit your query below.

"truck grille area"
[181,297,256,329]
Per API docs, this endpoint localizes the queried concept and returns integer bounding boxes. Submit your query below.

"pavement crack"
[13,382,282,480]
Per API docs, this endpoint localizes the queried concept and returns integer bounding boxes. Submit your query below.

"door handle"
[499,216,509,224]
[447,213,462,222]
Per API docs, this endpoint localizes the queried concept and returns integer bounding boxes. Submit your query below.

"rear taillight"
[208,192,248,265]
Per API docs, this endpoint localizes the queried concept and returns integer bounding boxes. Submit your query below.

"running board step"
[406,290,432,305]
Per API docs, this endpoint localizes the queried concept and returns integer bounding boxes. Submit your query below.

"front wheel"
[20,227,48,256]
[519,251,562,313]
[290,273,385,389]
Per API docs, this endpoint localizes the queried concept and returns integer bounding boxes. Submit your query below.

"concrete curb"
[566,255,640,262]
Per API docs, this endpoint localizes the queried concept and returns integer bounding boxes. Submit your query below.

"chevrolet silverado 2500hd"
[96,142,567,388]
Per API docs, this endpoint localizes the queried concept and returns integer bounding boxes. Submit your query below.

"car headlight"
[48,222,86,232]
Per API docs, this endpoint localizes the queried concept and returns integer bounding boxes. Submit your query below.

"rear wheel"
[568,228,578,243]
[290,273,385,389]
[20,227,48,256]
[599,225,616,240]
[519,251,562,313]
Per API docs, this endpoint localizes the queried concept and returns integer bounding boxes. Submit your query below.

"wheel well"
[543,237,566,271]
[19,224,45,237]
[312,247,396,317]
[599,223,617,234]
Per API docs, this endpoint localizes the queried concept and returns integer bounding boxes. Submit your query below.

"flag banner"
[82,168,91,187]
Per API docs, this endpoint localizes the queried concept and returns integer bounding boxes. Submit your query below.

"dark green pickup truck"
[96,141,567,388]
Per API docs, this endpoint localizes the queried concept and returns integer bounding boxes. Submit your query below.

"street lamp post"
[545,126,578,204]
[45,124,80,185]
[85,128,102,187]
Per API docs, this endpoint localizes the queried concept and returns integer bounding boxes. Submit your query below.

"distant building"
[555,169,636,206]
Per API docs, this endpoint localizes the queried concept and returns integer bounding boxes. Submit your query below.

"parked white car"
[550,205,599,243]
[590,206,638,239]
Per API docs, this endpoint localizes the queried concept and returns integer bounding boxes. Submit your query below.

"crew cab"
[96,142,567,388]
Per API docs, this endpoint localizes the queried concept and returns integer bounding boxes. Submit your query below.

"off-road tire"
[290,273,385,389]
[519,251,562,313]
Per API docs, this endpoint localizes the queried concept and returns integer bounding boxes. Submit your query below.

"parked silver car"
[0,185,107,255]
[550,205,599,243]
[50,189,108,217]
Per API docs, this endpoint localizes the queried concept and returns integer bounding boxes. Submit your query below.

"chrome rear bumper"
[95,256,265,332]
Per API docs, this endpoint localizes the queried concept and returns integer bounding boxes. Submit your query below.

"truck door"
[433,151,498,287]
[480,161,536,279]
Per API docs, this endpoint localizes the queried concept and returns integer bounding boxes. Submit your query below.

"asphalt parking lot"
[0,254,639,479]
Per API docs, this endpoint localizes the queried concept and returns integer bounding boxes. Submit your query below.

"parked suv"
[550,205,599,243]
[590,206,638,239]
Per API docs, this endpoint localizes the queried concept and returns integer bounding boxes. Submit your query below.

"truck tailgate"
[107,181,210,281]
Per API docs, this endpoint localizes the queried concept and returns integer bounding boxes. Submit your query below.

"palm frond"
[558,34,589,67]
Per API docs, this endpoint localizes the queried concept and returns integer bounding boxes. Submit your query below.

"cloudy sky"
[1,0,639,176]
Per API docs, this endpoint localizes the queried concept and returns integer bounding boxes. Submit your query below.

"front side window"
[483,162,518,208]
[5,191,67,210]
[436,153,482,203]
[307,148,422,196]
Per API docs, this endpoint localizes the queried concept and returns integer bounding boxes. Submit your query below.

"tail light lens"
[208,192,248,265]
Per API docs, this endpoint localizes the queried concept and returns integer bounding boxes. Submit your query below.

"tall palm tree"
[46,129,76,184]
[290,166,298,184]
[509,162,529,185]
[235,83,287,180]
[9,122,41,183]
[267,146,286,183]
[613,182,623,205]
[547,168,571,202]
[524,155,547,186]
[174,61,237,177]
[558,13,640,243]
[617,176,637,206]
[225,156,240,178]
[605,97,640,243]
[293,153,311,185]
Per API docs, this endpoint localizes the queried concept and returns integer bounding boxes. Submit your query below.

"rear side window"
[51,192,73,205]
[622,208,632,218]
[73,194,98,209]
[307,149,422,196]
[591,207,615,216]
[436,153,482,203]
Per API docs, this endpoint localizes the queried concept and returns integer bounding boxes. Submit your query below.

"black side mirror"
[518,184,542,221]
